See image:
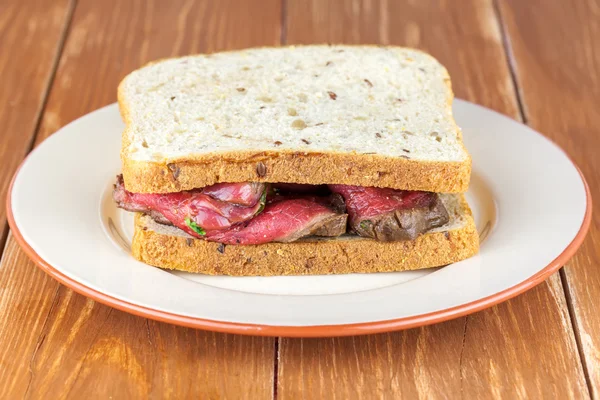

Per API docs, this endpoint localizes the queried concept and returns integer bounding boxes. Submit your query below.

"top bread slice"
[118,45,471,193]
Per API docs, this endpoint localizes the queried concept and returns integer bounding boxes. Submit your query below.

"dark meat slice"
[205,198,348,245]
[113,175,266,234]
[329,185,449,241]
[202,182,265,206]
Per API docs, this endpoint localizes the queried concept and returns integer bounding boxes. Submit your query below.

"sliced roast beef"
[113,176,266,233]
[114,176,347,244]
[205,198,348,245]
[328,185,449,241]
[202,182,265,206]
[114,175,447,244]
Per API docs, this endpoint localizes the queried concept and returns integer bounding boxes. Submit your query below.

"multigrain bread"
[119,45,471,194]
[131,194,478,276]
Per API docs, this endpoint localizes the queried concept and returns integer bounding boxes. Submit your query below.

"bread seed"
[236,87,246,92]
[326,61,333,66]
[257,95,273,102]
[274,140,283,146]
[287,108,297,116]
[402,149,410,153]
[364,79,373,87]
[170,96,176,100]
[291,119,307,129]
[186,238,194,247]
[217,243,226,253]
[167,163,180,179]
[256,162,267,177]
[141,140,149,148]
[400,155,410,159]
[375,132,382,138]
[328,91,337,100]
[301,138,311,144]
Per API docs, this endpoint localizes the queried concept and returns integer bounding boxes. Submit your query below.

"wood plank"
[497,0,600,396]
[279,0,590,398]
[0,0,73,397]
[0,0,74,247]
[0,0,280,398]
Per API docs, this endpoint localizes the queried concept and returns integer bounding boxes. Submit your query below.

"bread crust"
[131,209,479,276]
[118,45,471,193]
[122,151,471,193]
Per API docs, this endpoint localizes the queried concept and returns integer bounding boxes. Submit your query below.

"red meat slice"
[114,176,347,244]
[328,185,449,241]
[205,198,347,245]
[113,176,266,233]
[202,182,265,206]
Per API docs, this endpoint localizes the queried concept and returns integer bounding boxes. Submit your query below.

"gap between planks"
[492,0,593,397]
[0,0,78,262]
[3,1,77,395]
[273,2,286,398]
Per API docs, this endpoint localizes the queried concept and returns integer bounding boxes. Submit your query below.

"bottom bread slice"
[131,194,479,276]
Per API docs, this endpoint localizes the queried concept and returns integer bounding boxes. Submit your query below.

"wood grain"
[0,0,74,248]
[0,0,280,398]
[497,0,600,396]
[0,1,73,397]
[279,1,590,398]
[1,0,597,398]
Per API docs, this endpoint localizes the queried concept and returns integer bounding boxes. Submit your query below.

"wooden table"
[0,0,598,398]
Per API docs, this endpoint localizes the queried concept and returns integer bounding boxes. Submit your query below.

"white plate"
[8,100,590,337]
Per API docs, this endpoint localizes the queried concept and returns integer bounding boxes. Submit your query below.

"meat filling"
[205,198,348,244]
[113,176,346,244]
[114,176,267,233]
[328,185,449,241]
[113,175,449,244]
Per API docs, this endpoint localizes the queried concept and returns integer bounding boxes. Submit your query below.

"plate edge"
[5,105,593,338]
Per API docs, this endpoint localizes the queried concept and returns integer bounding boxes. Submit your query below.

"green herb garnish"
[359,220,371,230]
[256,189,268,214]
[185,217,206,235]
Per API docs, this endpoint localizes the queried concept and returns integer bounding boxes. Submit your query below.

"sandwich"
[113,45,479,276]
